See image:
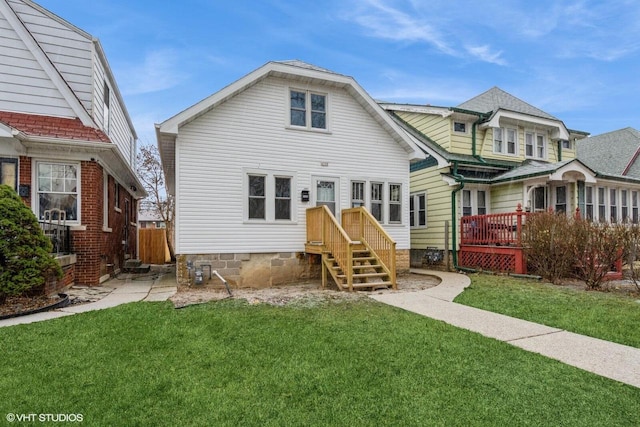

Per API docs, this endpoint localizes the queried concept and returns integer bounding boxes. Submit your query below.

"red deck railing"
[460,204,530,246]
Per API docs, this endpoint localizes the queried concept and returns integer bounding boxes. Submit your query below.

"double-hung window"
[597,187,606,222]
[351,181,365,208]
[610,189,618,223]
[371,182,384,221]
[525,131,547,159]
[633,191,639,224]
[463,189,488,216]
[289,89,327,130]
[0,158,17,191]
[389,184,402,223]
[585,186,594,220]
[622,190,629,222]
[494,127,517,155]
[247,172,293,222]
[410,193,426,228]
[36,162,79,222]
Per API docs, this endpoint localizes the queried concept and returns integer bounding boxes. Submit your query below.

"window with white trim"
[462,189,488,216]
[622,190,629,222]
[633,191,639,224]
[597,187,606,222]
[114,181,120,209]
[494,127,518,155]
[351,181,365,208]
[36,162,79,222]
[585,186,594,220]
[610,188,618,223]
[246,172,294,222]
[389,184,402,223]
[525,131,547,159]
[371,182,383,221]
[103,172,109,229]
[289,89,327,130]
[103,82,110,135]
[410,192,426,228]
[453,121,467,133]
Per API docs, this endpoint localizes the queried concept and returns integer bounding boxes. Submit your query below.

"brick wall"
[44,264,75,295]
[18,156,31,207]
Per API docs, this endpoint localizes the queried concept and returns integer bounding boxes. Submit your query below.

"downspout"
[451,162,465,269]
[557,140,562,162]
[471,115,488,163]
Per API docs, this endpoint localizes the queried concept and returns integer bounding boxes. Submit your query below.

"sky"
[37,0,640,146]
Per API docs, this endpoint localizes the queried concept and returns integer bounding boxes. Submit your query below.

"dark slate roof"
[576,127,640,177]
[0,111,110,143]
[457,87,558,121]
[490,159,574,183]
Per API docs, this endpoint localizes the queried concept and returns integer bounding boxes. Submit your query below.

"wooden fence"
[139,228,170,265]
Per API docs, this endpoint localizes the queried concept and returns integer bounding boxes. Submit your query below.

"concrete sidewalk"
[0,266,177,328]
[371,269,640,389]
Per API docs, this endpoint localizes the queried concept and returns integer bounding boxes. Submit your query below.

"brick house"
[0,0,145,289]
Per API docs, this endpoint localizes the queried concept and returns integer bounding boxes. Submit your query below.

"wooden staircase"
[306,206,397,291]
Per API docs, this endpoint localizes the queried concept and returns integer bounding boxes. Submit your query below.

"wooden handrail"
[342,207,396,289]
[307,206,354,289]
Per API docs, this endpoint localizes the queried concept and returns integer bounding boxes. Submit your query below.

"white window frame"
[410,192,427,228]
[103,172,111,231]
[34,160,81,224]
[453,121,468,134]
[388,183,402,224]
[493,127,518,156]
[633,191,639,224]
[597,187,607,223]
[585,186,594,220]
[244,169,296,223]
[622,189,629,222]
[351,181,365,208]
[103,82,110,135]
[461,188,489,216]
[610,188,618,223]
[525,131,547,160]
[288,88,328,131]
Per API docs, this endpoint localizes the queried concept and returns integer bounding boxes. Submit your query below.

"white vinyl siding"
[175,76,411,254]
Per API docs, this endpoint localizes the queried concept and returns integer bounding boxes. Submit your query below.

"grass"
[454,274,640,348]
[1,298,639,426]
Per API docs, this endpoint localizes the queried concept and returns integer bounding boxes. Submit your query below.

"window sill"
[70,225,86,231]
[103,226,112,233]
[285,125,331,135]
[243,220,298,225]
[114,207,122,213]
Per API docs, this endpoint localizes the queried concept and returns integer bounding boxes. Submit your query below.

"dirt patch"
[170,273,441,308]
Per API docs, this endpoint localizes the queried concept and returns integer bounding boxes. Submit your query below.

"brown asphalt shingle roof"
[0,111,110,143]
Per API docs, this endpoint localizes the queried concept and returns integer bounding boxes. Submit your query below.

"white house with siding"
[157,60,424,287]
[0,0,145,287]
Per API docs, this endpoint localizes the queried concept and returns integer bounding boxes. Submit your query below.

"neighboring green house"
[380,87,640,267]
[577,127,640,180]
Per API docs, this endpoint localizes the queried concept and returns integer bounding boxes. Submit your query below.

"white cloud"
[117,49,189,96]
[465,45,507,66]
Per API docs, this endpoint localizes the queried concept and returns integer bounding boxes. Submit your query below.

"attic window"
[289,89,327,130]
[561,139,572,149]
[453,122,467,133]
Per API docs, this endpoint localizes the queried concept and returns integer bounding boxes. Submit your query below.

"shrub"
[0,184,62,303]
[522,211,574,284]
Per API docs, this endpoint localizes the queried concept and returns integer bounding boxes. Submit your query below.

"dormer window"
[561,139,572,149]
[289,89,327,130]
[493,127,518,155]
[525,131,546,159]
[453,121,467,133]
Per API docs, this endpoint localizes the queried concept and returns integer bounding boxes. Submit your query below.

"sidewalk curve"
[0,266,177,328]
[371,269,640,389]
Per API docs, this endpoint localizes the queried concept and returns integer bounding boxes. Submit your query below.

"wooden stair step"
[338,272,388,279]
[350,281,392,289]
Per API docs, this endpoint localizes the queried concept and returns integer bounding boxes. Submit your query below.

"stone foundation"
[178,249,410,289]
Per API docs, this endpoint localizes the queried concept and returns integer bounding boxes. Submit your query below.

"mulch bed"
[0,294,68,319]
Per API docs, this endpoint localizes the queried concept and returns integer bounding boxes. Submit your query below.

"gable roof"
[457,86,558,120]
[577,127,640,178]
[157,60,424,194]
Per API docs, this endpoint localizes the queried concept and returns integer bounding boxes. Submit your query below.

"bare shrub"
[523,211,574,285]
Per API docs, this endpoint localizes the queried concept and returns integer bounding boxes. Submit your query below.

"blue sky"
[38,0,640,146]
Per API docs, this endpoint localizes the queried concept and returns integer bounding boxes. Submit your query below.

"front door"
[315,178,338,215]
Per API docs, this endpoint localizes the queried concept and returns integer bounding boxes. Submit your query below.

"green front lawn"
[454,274,640,348]
[1,299,638,426]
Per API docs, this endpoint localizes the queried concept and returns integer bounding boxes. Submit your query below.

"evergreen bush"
[0,184,62,303]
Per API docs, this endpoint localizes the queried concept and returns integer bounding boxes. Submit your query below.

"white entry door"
[314,177,338,215]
